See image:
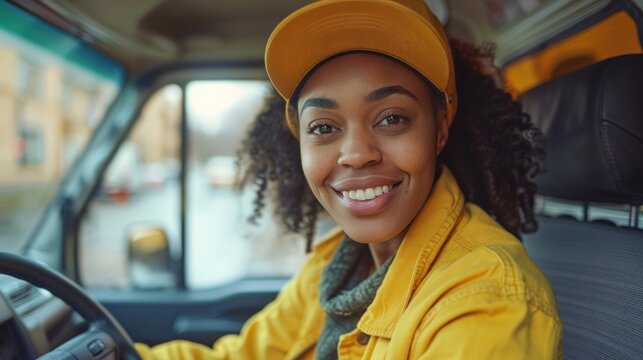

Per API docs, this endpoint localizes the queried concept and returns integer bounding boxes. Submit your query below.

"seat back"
[521,54,643,359]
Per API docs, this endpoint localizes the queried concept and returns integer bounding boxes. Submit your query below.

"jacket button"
[356,332,370,345]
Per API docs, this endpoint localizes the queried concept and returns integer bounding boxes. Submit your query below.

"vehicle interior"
[0,0,641,359]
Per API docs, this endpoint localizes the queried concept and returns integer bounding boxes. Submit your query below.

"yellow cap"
[265,0,457,136]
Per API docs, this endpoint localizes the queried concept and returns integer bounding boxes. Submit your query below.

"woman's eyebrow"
[299,97,338,116]
[365,85,418,103]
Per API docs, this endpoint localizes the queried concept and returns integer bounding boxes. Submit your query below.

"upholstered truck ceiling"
[10,0,624,73]
[34,0,312,72]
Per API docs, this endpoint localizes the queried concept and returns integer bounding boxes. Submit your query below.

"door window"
[79,85,182,288]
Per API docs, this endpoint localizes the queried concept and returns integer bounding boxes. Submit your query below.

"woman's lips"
[335,182,400,216]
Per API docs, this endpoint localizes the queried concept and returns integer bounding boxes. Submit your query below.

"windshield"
[0,2,124,253]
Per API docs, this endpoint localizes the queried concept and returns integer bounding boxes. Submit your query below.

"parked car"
[0,0,641,358]
[204,156,239,187]
[101,141,143,202]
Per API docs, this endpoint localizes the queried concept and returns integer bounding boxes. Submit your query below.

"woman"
[136,0,561,358]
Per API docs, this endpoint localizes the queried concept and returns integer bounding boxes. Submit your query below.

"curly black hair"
[238,40,544,250]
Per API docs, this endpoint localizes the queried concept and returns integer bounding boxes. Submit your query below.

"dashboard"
[0,275,86,358]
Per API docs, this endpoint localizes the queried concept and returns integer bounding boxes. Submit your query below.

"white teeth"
[342,185,393,201]
[365,188,375,200]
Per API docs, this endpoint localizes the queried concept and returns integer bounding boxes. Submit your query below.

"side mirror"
[127,225,176,290]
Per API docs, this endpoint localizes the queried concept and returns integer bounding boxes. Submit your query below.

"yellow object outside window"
[504,11,642,95]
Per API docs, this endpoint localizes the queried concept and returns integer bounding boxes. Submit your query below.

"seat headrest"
[522,54,643,204]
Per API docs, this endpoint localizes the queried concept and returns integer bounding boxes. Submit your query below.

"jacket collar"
[356,166,464,338]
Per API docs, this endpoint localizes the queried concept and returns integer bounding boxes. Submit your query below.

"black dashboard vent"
[9,283,44,314]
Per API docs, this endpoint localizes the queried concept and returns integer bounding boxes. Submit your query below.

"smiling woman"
[297,53,446,264]
[136,0,561,359]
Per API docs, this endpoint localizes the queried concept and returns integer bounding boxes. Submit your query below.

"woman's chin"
[341,226,405,245]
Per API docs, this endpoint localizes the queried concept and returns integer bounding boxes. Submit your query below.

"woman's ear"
[435,108,449,155]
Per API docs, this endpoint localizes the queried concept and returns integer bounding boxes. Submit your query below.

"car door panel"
[90,278,286,345]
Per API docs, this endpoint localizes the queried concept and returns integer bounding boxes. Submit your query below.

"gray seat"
[521,54,643,359]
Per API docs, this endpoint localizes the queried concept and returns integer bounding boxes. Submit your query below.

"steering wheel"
[0,252,141,360]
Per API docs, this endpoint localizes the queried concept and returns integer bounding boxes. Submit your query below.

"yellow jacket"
[136,168,562,359]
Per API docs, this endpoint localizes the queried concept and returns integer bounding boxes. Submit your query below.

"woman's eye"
[377,114,406,127]
[308,123,337,135]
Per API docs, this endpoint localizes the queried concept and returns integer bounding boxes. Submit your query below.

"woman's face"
[297,53,448,244]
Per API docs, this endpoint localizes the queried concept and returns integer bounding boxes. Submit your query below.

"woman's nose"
[337,130,382,168]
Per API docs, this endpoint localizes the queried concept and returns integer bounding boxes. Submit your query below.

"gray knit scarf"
[316,236,395,360]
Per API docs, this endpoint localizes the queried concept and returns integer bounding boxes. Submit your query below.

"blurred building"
[0,44,117,186]
[129,85,182,165]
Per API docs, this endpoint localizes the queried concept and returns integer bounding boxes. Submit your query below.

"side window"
[185,81,307,289]
[79,85,182,288]
[79,81,312,290]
